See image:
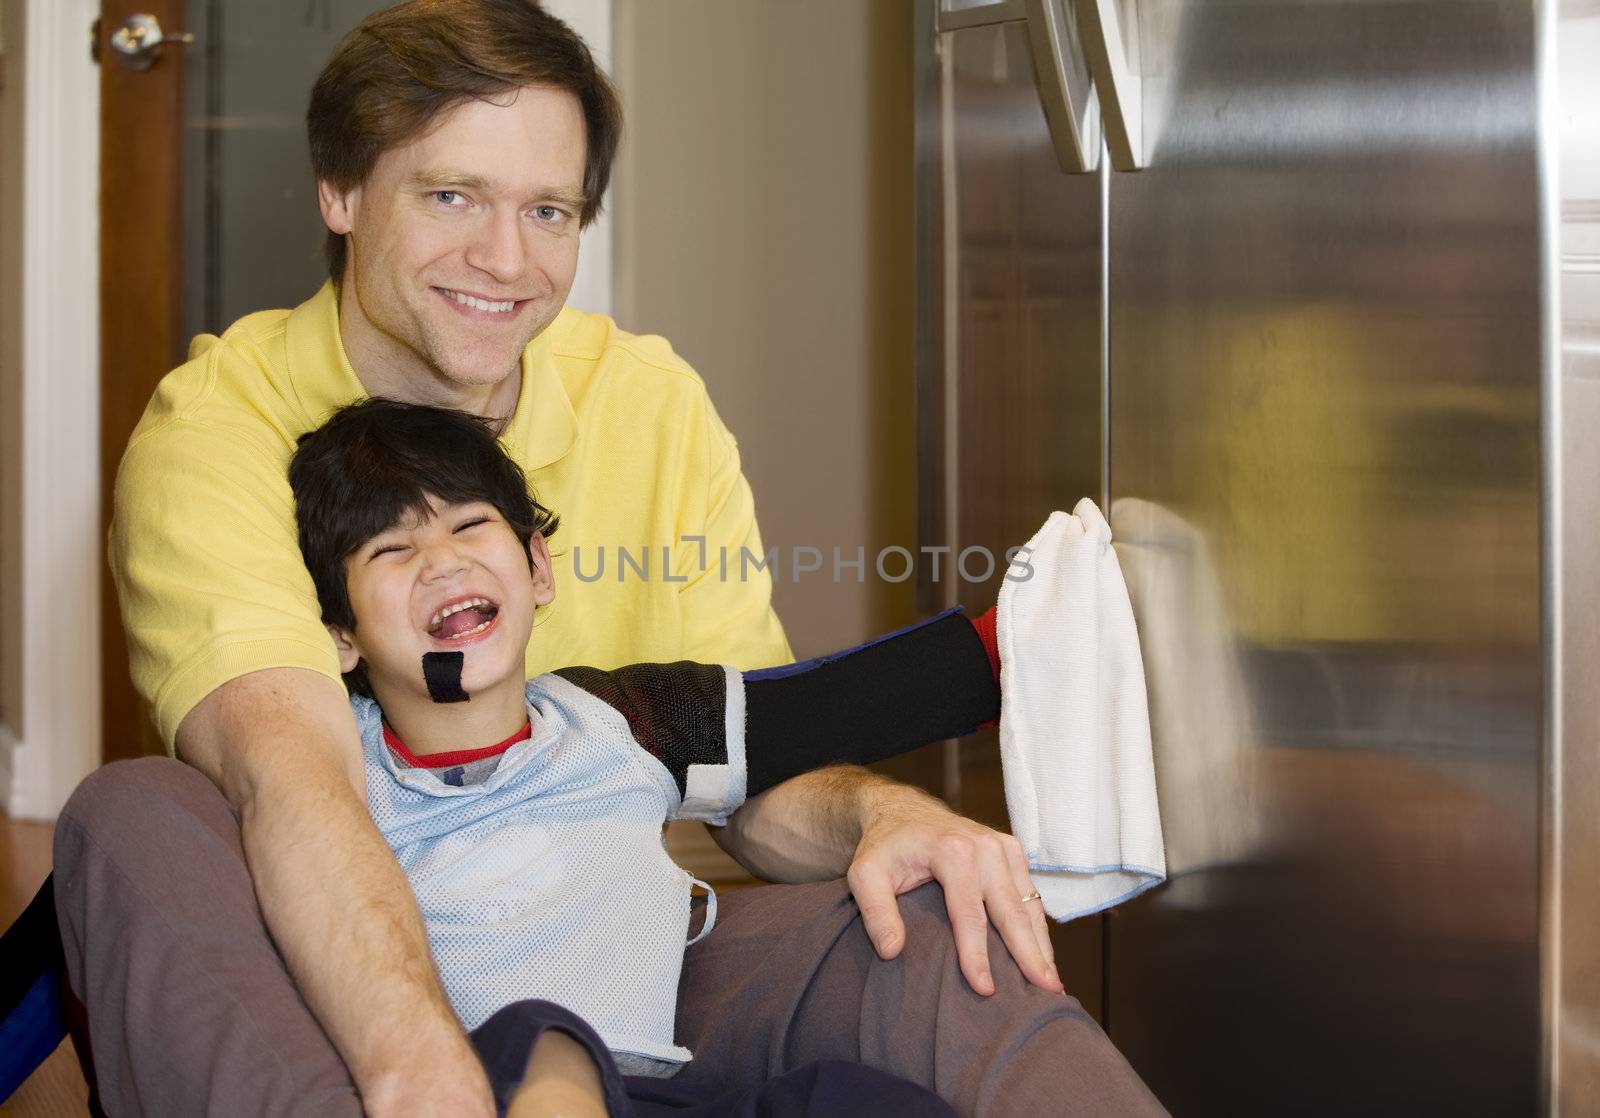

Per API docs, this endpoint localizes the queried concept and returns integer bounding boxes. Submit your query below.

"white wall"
[611,0,917,659]
[0,0,26,783]
[1,0,101,819]
[543,0,614,318]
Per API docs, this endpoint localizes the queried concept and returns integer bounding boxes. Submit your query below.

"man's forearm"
[178,668,494,1117]
[239,753,492,1115]
[715,764,938,881]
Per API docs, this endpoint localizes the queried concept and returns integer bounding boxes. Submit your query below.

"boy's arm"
[177,668,496,1118]
[564,613,1057,997]
[739,610,997,794]
[555,610,997,820]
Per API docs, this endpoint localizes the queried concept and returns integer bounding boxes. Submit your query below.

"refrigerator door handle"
[1023,0,1102,174]
[934,0,1102,175]
[1074,0,1143,170]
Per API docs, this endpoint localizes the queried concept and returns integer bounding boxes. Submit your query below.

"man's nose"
[464,209,526,284]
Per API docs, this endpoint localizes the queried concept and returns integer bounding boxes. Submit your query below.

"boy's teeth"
[447,290,514,313]
[430,597,493,629]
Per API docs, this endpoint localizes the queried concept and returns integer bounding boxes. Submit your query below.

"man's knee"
[891,880,989,960]
[892,880,953,925]
[891,879,1096,1014]
[56,757,235,871]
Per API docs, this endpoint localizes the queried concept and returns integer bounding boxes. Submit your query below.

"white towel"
[997,498,1166,921]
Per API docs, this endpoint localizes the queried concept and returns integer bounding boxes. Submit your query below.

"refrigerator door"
[914,4,1109,1015]
[1105,0,1541,1113]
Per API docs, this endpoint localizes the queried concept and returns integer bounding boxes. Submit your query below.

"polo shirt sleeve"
[675,399,794,671]
[111,418,342,748]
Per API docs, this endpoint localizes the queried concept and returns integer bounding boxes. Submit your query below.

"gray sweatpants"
[52,758,1166,1117]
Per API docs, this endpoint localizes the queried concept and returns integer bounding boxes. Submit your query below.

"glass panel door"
[180,0,392,339]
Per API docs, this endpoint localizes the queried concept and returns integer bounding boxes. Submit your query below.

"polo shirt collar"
[504,306,579,472]
[284,282,365,427]
[284,281,579,469]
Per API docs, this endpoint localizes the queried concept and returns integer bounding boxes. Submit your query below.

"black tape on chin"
[422,652,470,703]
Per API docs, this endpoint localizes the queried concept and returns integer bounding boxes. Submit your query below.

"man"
[55,2,1163,1115]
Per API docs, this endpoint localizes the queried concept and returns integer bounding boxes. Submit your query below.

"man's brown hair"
[307,0,622,281]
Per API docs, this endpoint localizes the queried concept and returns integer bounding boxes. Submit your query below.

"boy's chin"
[365,651,525,708]
[437,648,527,697]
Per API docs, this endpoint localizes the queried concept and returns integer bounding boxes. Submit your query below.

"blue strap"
[0,875,69,1103]
[0,971,68,1101]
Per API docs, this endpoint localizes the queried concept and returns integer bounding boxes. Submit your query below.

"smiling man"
[53,2,1162,1117]
[318,84,588,416]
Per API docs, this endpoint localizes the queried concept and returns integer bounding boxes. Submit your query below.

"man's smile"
[433,286,525,317]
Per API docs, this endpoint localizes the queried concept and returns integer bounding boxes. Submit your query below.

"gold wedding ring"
[1019,890,1043,904]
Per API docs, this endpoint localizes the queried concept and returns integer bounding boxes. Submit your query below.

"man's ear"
[317,178,357,237]
[528,533,556,608]
[327,624,362,675]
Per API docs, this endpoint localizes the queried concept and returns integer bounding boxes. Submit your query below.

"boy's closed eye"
[363,511,497,562]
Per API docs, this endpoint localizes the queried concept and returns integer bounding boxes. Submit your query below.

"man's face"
[319,85,587,399]
[332,496,554,704]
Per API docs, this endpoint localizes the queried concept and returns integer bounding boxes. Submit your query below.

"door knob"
[108,13,195,71]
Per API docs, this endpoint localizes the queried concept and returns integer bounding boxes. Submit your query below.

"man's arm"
[714,765,1063,998]
[176,668,496,1118]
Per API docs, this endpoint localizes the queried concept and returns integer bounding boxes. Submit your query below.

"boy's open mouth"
[427,596,501,641]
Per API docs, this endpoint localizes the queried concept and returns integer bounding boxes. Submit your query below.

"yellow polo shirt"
[112,283,793,747]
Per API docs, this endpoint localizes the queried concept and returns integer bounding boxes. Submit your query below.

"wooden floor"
[1,813,90,1117]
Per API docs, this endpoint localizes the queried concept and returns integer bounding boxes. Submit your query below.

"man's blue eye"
[536,206,563,222]
[434,191,460,205]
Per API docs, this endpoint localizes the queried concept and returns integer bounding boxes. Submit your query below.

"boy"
[290,399,1012,1116]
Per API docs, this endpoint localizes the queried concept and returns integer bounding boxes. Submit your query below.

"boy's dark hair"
[307,0,623,281]
[289,398,560,695]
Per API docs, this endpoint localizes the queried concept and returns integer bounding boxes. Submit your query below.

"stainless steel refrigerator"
[913,1,1599,1112]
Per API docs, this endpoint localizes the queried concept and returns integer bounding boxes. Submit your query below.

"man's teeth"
[429,597,494,631]
[445,289,515,314]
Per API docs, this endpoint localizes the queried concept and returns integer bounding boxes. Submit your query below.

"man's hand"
[715,765,1063,997]
[846,781,1063,997]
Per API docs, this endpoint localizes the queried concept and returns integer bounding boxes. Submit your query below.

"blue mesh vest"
[353,668,746,1067]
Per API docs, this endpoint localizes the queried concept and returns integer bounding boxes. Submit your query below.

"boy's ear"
[326,624,362,675]
[528,533,556,608]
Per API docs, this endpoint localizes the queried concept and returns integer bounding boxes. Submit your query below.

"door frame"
[3,0,102,818]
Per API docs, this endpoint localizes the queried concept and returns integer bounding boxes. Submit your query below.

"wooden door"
[97,1,393,761]
[99,1,186,762]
